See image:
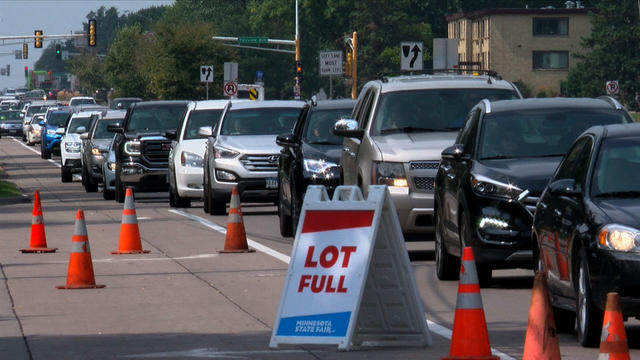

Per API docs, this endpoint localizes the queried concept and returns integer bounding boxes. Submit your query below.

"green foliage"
[512,80,532,98]
[104,25,149,98]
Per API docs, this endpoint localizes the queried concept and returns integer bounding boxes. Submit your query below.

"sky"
[0,0,174,89]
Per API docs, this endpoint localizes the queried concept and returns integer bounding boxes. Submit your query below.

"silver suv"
[334,72,522,237]
[202,100,304,215]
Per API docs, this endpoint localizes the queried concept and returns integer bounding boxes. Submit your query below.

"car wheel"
[278,182,293,237]
[203,168,212,215]
[115,174,125,203]
[532,237,543,274]
[103,187,114,200]
[460,209,492,287]
[168,182,176,207]
[552,305,576,333]
[60,166,72,183]
[169,174,190,208]
[575,248,602,347]
[435,205,460,280]
[83,166,98,192]
[41,141,50,159]
[210,191,226,215]
[290,184,302,236]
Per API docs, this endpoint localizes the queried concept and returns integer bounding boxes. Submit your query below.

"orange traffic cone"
[443,247,498,360]
[522,272,561,360]
[56,210,105,289]
[111,188,150,254]
[597,292,630,360]
[219,187,254,253]
[21,190,57,253]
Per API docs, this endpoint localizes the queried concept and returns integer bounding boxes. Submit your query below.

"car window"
[126,105,187,132]
[220,107,301,136]
[26,105,43,116]
[478,109,629,159]
[47,112,69,127]
[303,108,353,145]
[0,110,21,121]
[570,137,593,191]
[68,117,91,133]
[358,89,376,130]
[553,137,590,181]
[458,108,481,154]
[183,109,223,140]
[93,119,120,139]
[591,137,640,197]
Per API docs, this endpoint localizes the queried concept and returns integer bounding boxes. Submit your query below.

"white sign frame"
[319,51,343,76]
[400,41,424,71]
[200,65,214,83]
[606,80,619,96]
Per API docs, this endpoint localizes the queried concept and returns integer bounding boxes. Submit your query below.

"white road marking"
[121,348,312,358]
[11,137,61,168]
[137,217,151,220]
[169,209,517,360]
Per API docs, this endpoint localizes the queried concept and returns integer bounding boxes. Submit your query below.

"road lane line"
[121,348,314,358]
[11,137,61,168]
[169,209,517,360]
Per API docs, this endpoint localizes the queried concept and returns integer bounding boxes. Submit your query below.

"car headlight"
[372,161,408,187]
[471,174,523,199]
[214,145,239,159]
[65,142,81,152]
[181,151,204,167]
[32,127,41,134]
[47,129,56,135]
[91,147,102,156]
[124,140,141,156]
[108,162,117,171]
[598,224,640,252]
[303,158,338,175]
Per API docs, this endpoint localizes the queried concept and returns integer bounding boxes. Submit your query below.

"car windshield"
[371,89,518,135]
[220,107,300,136]
[68,117,91,133]
[0,110,21,121]
[111,99,140,109]
[27,105,44,116]
[303,108,352,145]
[184,109,223,140]
[126,105,186,132]
[591,137,640,198]
[93,119,121,139]
[478,109,631,159]
[47,112,69,126]
[72,98,96,105]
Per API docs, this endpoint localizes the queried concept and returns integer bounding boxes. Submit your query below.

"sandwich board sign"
[270,185,431,350]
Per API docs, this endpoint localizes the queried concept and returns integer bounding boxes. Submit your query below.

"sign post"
[270,185,431,350]
[319,51,343,99]
[200,65,213,100]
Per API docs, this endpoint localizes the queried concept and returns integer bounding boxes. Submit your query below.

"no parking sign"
[270,186,431,350]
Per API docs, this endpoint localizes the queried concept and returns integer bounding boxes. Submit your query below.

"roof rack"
[376,69,502,83]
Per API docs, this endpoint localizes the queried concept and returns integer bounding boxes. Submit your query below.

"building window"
[533,17,568,36]
[533,51,569,69]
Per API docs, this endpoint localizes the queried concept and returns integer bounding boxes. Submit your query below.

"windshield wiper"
[594,190,640,198]
[535,154,565,158]
[307,141,338,145]
[479,155,515,160]
[380,126,445,134]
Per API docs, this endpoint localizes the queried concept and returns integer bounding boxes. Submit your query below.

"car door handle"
[342,147,355,157]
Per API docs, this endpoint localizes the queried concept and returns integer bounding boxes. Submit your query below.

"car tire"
[210,191,226,215]
[435,204,460,280]
[460,209,492,287]
[552,305,576,333]
[278,182,293,237]
[115,174,125,203]
[575,248,602,347]
[203,167,212,215]
[83,166,98,192]
[290,183,302,236]
[60,165,72,183]
[103,187,114,200]
[169,174,191,208]
[41,141,51,159]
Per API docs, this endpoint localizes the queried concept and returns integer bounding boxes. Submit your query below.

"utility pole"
[294,0,301,100]
[345,32,358,99]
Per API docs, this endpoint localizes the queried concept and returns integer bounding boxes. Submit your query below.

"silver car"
[334,72,522,237]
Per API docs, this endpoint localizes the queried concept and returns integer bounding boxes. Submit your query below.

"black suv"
[276,99,356,237]
[109,101,190,203]
[434,97,632,286]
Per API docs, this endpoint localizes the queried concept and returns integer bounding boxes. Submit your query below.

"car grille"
[240,154,279,172]
[413,176,435,191]
[410,161,440,170]
[142,140,171,163]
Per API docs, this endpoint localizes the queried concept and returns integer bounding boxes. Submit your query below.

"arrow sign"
[200,65,214,83]
[400,42,423,71]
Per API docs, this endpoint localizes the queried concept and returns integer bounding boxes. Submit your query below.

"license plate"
[9,130,16,133]
[265,177,278,189]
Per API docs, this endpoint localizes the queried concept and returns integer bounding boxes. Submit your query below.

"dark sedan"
[0,110,23,137]
[276,99,356,237]
[533,123,640,347]
[434,97,632,287]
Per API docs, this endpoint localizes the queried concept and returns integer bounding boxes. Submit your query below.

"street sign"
[224,81,238,97]
[238,37,268,44]
[200,65,214,83]
[606,80,619,96]
[248,88,259,100]
[224,62,238,82]
[433,38,458,69]
[319,51,343,76]
[400,41,423,71]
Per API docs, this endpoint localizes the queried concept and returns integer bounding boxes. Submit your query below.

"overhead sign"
[200,65,213,83]
[606,80,619,96]
[400,41,423,71]
[224,62,238,82]
[270,185,431,350]
[224,81,238,97]
[319,51,343,76]
[238,37,268,45]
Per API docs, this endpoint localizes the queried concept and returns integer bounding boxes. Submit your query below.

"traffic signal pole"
[293,0,301,100]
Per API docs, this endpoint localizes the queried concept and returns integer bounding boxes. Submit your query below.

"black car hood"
[124,131,169,140]
[593,198,640,229]
[301,142,341,164]
[474,157,563,194]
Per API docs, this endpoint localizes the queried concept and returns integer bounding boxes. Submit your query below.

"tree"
[103,24,150,98]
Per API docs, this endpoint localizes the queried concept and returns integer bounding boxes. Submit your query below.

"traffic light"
[295,60,303,81]
[34,30,43,48]
[55,44,61,59]
[23,43,28,59]
[24,66,28,77]
[88,19,96,47]
[344,51,352,78]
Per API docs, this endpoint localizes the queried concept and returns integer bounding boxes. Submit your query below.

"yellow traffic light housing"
[23,43,28,59]
[34,30,43,48]
[88,19,96,47]
[344,51,352,78]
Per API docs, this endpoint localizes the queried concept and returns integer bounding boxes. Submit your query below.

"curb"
[0,193,31,205]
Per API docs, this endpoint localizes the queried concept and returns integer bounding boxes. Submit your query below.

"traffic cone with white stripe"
[219,186,254,253]
[111,188,150,254]
[56,210,105,289]
[21,190,57,253]
[442,247,498,360]
[522,272,561,360]
[598,292,630,360]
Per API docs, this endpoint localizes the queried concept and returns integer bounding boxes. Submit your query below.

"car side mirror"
[276,133,296,147]
[165,130,177,140]
[55,127,65,135]
[441,144,466,160]
[197,126,213,137]
[80,132,89,140]
[107,124,124,133]
[333,119,363,139]
[549,179,581,196]
[39,121,45,126]
[75,126,86,134]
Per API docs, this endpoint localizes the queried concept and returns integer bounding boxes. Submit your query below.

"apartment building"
[446,5,593,95]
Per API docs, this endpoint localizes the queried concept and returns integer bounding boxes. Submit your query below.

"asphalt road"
[0,136,638,359]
